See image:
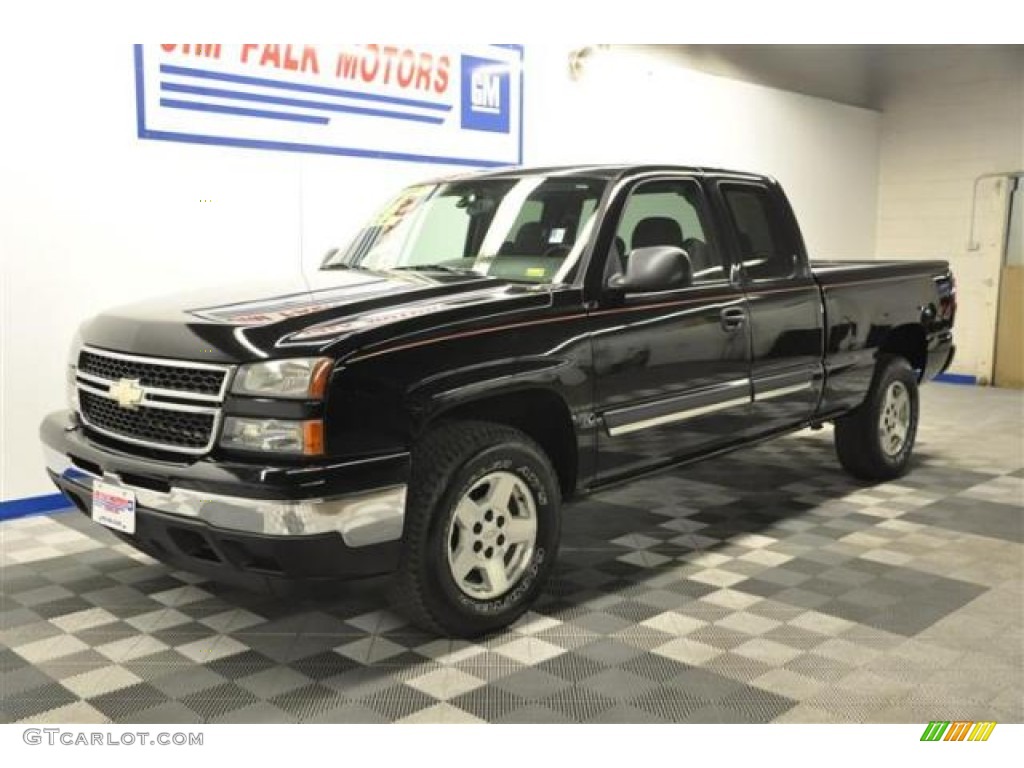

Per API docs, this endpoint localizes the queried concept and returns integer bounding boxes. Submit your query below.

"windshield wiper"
[390,264,482,276]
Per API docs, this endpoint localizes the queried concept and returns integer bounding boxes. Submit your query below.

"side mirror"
[607,246,693,294]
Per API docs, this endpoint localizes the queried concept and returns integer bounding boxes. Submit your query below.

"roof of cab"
[426,163,772,185]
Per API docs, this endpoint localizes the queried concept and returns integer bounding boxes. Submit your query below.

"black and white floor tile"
[2,384,1021,723]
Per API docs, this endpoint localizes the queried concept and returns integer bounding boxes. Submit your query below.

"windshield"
[322,176,607,285]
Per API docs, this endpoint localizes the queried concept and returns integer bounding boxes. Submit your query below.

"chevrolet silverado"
[41,164,956,636]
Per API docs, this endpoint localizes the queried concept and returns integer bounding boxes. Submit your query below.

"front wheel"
[834,355,920,480]
[391,421,561,637]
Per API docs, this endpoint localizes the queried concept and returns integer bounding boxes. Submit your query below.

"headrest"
[632,216,684,249]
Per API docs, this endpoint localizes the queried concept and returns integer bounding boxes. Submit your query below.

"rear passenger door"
[716,181,824,434]
[591,176,753,481]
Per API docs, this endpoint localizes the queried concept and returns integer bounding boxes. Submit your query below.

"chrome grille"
[79,391,216,451]
[79,350,226,396]
[75,347,233,455]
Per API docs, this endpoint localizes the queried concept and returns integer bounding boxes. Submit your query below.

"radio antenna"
[298,161,313,294]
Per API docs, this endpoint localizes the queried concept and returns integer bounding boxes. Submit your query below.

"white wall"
[874,46,1024,382]
[521,47,880,261]
[0,43,881,502]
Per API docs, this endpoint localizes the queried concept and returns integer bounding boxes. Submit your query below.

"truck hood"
[81,268,551,363]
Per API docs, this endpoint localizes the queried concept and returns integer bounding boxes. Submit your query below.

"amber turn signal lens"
[308,359,333,399]
[303,420,325,456]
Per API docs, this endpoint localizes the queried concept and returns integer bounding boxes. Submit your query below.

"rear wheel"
[834,355,920,480]
[391,420,561,637]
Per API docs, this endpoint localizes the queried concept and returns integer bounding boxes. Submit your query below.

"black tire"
[390,420,561,637]
[834,355,920,481]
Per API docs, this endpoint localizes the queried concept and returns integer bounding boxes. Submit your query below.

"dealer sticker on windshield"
[92,481,136,534]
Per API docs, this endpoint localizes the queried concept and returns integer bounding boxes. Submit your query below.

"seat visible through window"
[500,221,547,255]
[631,216,684,250]
[612,178,725,285]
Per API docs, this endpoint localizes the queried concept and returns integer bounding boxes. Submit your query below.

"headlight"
[220,417,324,456]
[67,331,83,412]
[232,358,333,399]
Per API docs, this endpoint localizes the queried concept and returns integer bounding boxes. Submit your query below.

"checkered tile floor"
[2,384,1022,723]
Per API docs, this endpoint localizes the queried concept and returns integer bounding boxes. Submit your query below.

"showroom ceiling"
[618,44,1022,111]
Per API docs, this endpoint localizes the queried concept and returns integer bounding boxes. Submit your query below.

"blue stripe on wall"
[0,493,71,522]
[160,82,446,124]
[160,98,330,124]
[935,373,977,385]
[159,63,453,112]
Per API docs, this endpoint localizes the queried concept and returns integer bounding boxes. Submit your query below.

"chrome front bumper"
[43,446,407,548]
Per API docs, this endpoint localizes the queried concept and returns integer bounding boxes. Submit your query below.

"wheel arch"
[423,387,579,498]
[878,324,928,380]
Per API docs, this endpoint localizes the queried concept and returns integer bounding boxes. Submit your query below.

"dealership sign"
[133,44,523,167]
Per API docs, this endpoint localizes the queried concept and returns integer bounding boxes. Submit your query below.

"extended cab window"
[721,184,797,281]
[614,179,723,284]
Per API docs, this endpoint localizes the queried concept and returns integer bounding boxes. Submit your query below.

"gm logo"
[460,55,510,134]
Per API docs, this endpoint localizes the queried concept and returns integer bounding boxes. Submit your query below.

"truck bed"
[811,259,951,287]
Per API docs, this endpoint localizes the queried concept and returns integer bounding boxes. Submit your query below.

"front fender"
[407,356,586,430]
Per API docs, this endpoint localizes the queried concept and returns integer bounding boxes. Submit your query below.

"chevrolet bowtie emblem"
[109,378,145,410]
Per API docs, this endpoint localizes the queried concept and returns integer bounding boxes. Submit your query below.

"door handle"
[720,307,747,332]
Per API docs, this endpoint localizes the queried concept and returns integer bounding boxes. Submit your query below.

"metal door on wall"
[995,177,1023,389]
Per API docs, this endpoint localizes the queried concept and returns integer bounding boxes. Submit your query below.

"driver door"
[591,176,753,482]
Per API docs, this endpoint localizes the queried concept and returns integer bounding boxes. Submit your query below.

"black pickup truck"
[41,164,956,636]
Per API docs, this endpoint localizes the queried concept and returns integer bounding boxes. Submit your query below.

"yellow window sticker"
[375,186,429,232]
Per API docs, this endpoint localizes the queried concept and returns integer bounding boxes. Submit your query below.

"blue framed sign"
[134,44,524,167]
